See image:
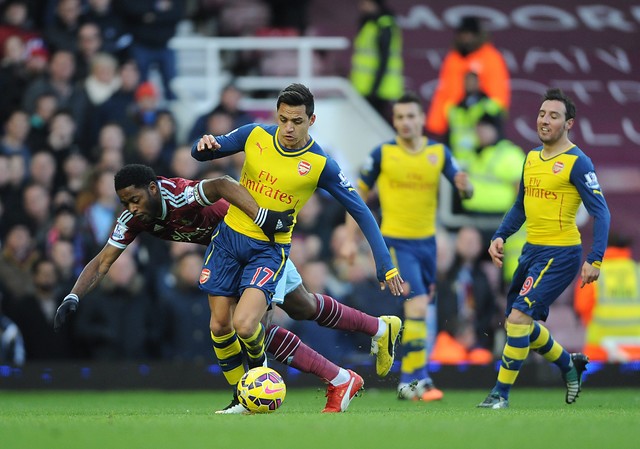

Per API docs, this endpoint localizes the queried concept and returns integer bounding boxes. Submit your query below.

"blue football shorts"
[199,221,290,306]
[384,235,436,299]
[506,243,582,321]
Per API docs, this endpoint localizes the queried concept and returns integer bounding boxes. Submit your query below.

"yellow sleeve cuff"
[591,261,602,269]
[385,268,399,281]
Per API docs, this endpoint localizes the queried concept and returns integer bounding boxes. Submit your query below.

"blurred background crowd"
[0,0,638,370]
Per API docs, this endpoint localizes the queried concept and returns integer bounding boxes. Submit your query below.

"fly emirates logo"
[524,176,558,200]
[241,170,298,206]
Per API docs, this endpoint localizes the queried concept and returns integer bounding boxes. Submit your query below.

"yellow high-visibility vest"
[586,259,640,344]
[350,15,403,100]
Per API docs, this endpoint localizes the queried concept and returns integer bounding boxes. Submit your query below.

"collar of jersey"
[274,127,315,156]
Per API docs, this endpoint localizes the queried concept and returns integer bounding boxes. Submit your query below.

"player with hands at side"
[341,92,473,402]
[479,88,610,409]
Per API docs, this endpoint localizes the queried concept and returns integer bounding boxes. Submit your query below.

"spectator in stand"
[25,92,58,151]
[155,109,178,165]
[27,150,57,191]
[125,81,163,135]
[460,115,525,217]
[92,59,141,140]
[75,168,119,255]
[49,238,81,289]
[0,35,47,123]
[432,226,498,365]
[1,109,32,163]
[60,151,90,195]
[158,250,213,362]
[445,71,505,168]
[114,0,186,101]
[574,233,640,362]
[128,126,170,175]
[43,109,82,181]
[74,22,105,82]
[43,0,83,53]
[91,121,126,164]
[18,182,53,247]
[0,154,27,234]
[426,16,510,138]
[187,83,255,143]
[0,0,42,59]
[0,224,40,300]
[74,248,161,360]
[79,52,122,149]
[81,0,132,60]
[21,49,86,130]
[4,258,77,360]
[350,0,403,121]
[169,144,201,180]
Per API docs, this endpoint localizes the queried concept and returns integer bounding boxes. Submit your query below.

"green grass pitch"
[1,388,639,449]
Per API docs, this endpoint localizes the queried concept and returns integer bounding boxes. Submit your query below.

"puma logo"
[524,297,536,308]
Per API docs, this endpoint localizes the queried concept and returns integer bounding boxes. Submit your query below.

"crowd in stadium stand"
[0,1,599,369]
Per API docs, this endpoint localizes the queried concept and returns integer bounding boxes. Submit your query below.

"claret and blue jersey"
[191,123,396,281]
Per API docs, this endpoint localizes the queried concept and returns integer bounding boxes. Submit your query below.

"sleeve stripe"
[254,208,267,227]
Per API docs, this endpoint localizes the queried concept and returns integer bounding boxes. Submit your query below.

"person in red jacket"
[426,16,510,137]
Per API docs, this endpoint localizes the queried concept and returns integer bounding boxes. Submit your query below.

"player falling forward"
[54,164,402,413]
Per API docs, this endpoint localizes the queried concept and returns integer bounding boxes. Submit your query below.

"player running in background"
[478,88,611,409]
[192,83,404,413]
[54,164,402,413]
[341,92,473,402]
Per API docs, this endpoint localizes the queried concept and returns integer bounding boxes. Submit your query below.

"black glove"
[54,294,79,332]
[254,207,294,243]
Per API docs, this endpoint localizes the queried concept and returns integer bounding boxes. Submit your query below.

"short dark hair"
[277,83,314,117]
[543,88,576,120]
[395,92,423,111]
[114,164,157,191]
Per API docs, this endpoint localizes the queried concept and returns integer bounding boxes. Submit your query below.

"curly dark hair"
[114,164,157,191]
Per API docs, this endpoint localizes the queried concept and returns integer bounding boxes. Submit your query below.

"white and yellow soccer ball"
[237,367,286,413]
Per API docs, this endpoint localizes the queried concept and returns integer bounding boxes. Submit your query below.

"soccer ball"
[237,367,286,413]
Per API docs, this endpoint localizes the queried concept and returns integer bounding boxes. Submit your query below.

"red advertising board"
[314,1,640,166]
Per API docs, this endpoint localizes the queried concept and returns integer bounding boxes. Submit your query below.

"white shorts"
[272,258,303,304]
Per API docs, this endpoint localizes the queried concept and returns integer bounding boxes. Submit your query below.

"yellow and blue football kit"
[358,136,462,391]
[495,145,610,320]
[490,145,610,401]
[192,123,398,299]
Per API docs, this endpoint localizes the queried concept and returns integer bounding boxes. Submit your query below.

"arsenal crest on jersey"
[298,160,311,176]
[552,161,564,174]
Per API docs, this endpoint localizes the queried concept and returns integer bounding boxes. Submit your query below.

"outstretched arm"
[54,244,123,331]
